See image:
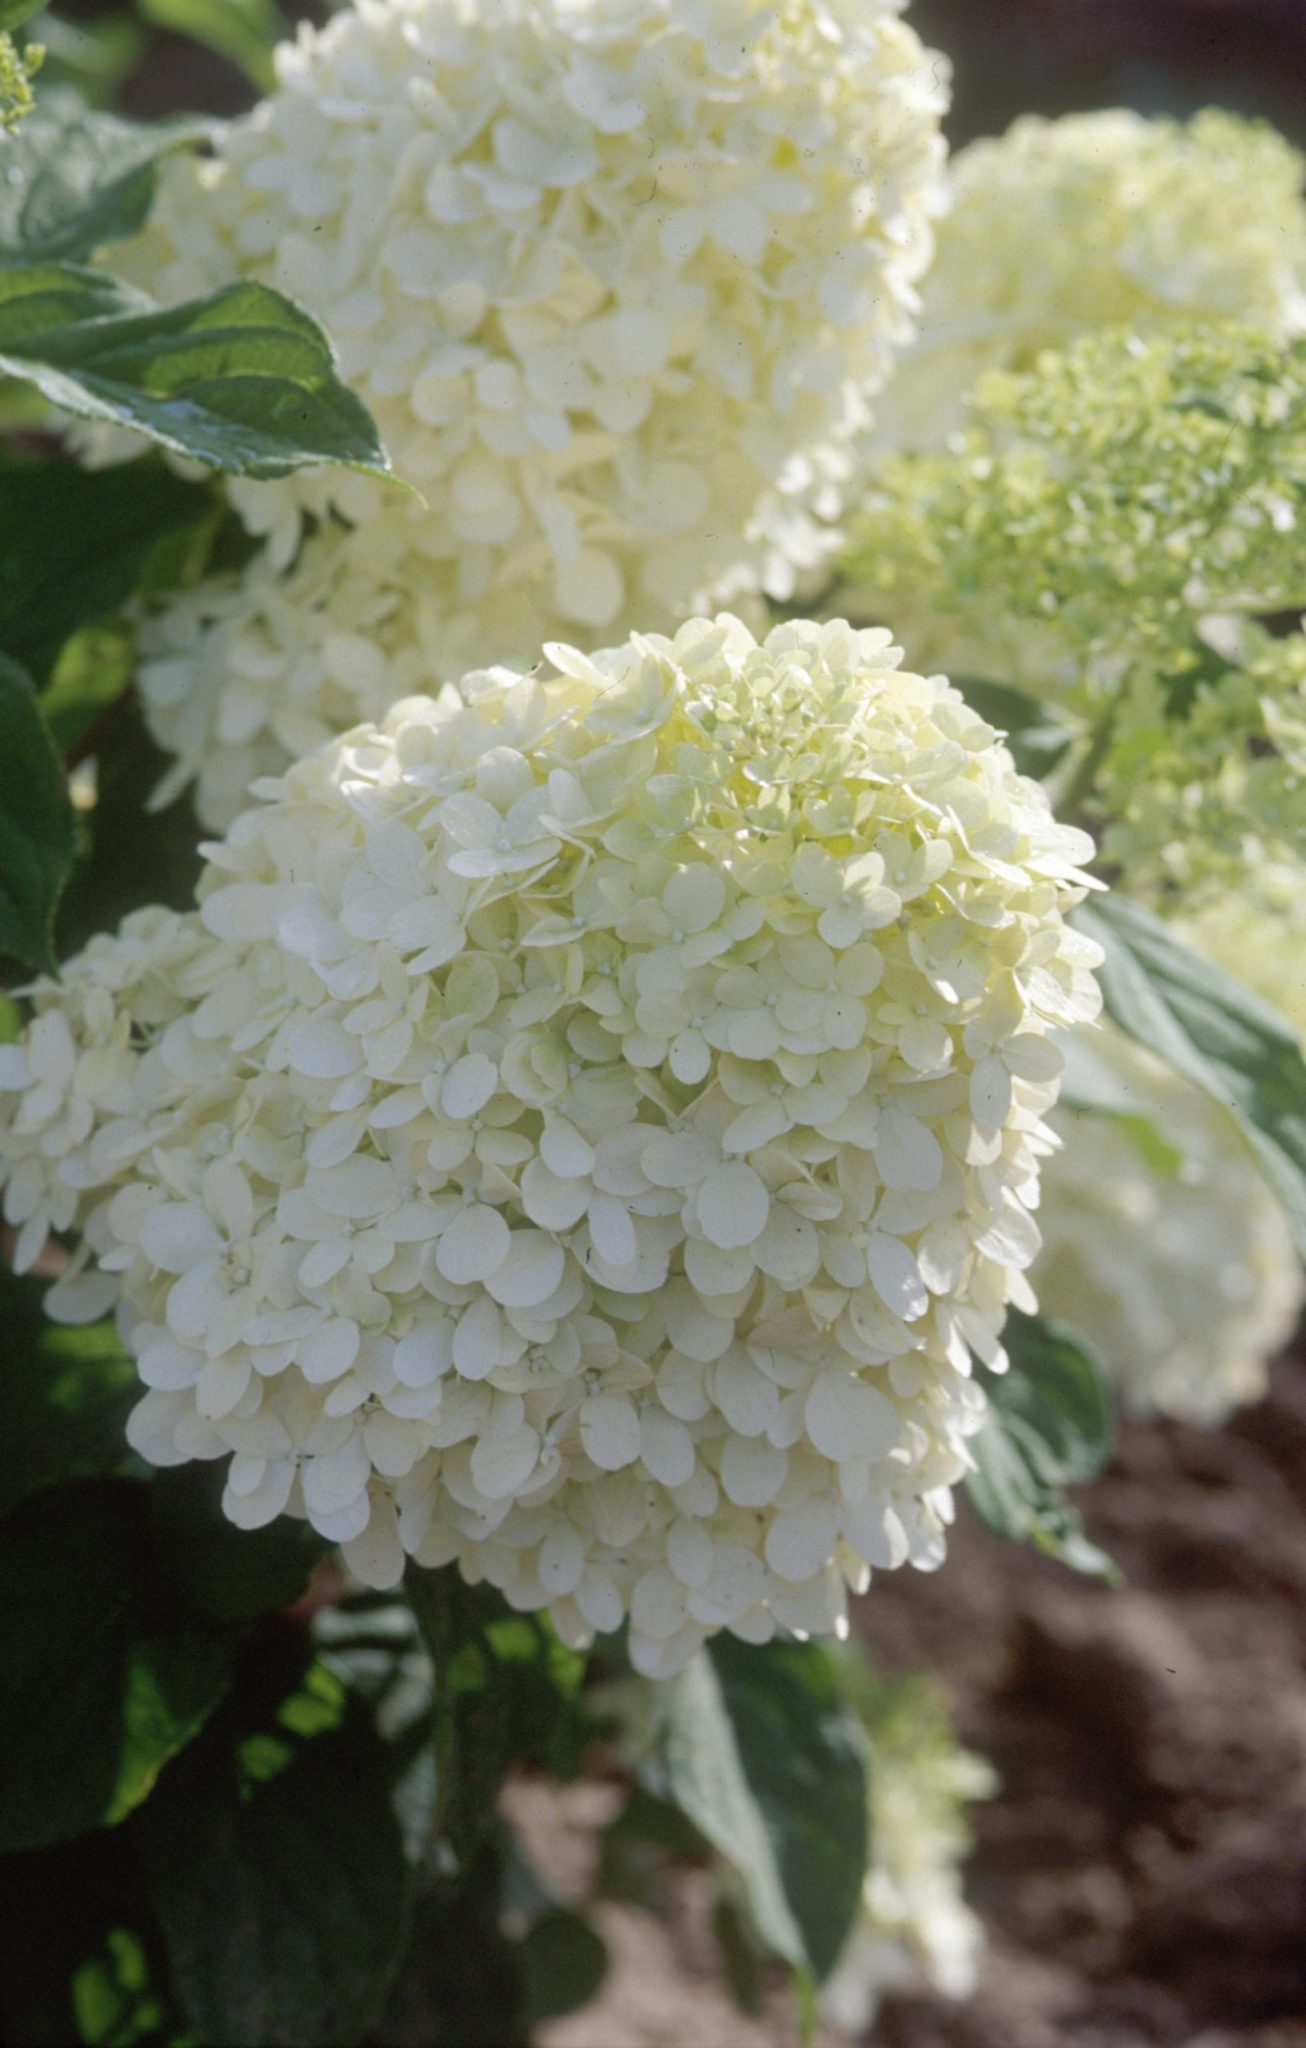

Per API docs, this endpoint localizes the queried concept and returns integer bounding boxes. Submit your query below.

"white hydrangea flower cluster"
[1035,1026,1303,1425]
[873,108,1306,454]
[0,616,1101,1675]
[1176,871,1306,1047]
[821,1669,992,2036]
[107,0,947,825]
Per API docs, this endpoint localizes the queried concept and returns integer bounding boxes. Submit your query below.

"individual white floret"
[1035,1024,1303,1424]
[1,615,1100,1674]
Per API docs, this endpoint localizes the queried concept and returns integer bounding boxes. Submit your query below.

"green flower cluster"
[840,324,1306,911]
[0,29,39,131]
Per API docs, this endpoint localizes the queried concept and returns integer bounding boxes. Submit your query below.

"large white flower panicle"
[1035,1027,1303,1425]
[106,0,948,826]
[873,109,1306,454]
[0,616,1101,1676]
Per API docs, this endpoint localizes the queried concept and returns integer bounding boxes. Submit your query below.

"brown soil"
[526,1348,1306,2048]
[869,1345,1306,2048]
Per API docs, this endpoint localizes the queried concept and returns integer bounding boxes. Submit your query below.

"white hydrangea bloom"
[105,0,947,820]
[1036,1025,1303,1424]
[822,1671,992,2036]
[1175,867,1306,1048]
[0,616,1100,1675]
[874,109,1306,454]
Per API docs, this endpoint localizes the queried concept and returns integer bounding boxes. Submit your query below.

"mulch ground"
[867,1346,1306,2048]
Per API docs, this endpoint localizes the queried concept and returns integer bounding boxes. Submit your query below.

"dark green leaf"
[0,94,206,261]
[136,0,281,91]
[0,266,393,481]
[0,1275,137,1516]
[0,1478,234,1852]
[55,700,204,958]
[0,457,216,680]
[518,1908,608,2026]
[141,1646,412,2048]
[0,1827,182,2048]
[146,1462,328,1628]
[406,1567,588,1866]
[1076,893,1306,1256]
[38,619,137,753]
[0,652,74,970]
[967,1311,1116,1577]
[662,1634,870,1981]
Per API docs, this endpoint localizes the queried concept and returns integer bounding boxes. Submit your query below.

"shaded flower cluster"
[1035,1026,1303,1424]
[0,616,1100,1675]
[107,0,947,826]
[822,1662,992,2035]
[872,109,1306,455]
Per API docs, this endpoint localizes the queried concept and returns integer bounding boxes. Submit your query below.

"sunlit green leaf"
[0,265,393,481]
[967,1311,1116,1577]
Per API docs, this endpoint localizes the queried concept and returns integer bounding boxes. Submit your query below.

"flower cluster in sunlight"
[1035,1026,1302,1424]
[104,0,947,822]
[0,616,1100,1675]
[871,109,1306,454]
[822,1666,992,2035]
[840,324,1306,913]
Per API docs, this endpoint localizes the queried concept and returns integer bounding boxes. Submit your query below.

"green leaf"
[0,265,393,481]
[0,1275,137,1516]
[405,1568,588,1866]
[518,1908,608,2027]
[0,456,216,680]
[0,94,206,261]
[141,1645,412,2048]
[1075,893,1306,1257]
[0,1478,234,1852]
[967,1311,1116,1578]
[136,0,280,91]
[146,1462,328,1627]
[0,0,42,33]
[0,652,74,970]
[662,1634,870,1981]
[0,1828,182,2047]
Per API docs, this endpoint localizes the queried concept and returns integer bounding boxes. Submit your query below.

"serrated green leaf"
[0,93,206,260]
[0,265,393,481]
[140,1646,411,2048]
[967,1311,1116,1578]
[0,457,216,681]
[662,1635,869,1981]
[135,0,280,91]
[1075,893,1306,1256]
[0,1478,234,1853]
[0,652,74,970]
